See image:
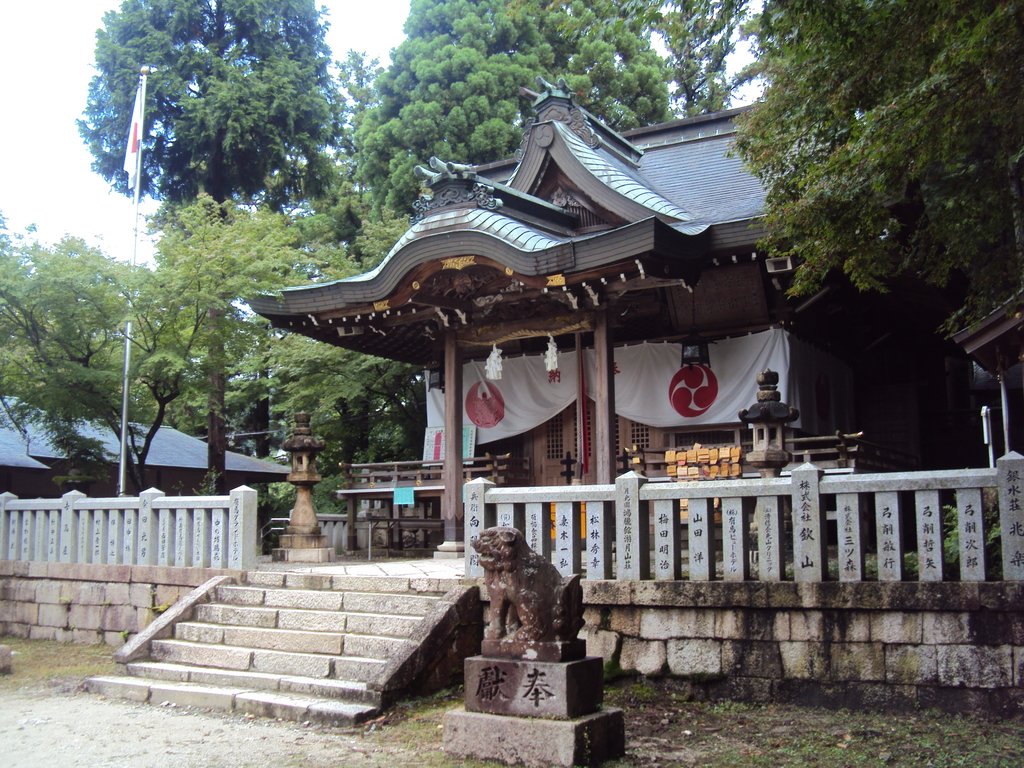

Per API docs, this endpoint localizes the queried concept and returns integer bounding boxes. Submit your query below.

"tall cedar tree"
[596,0,752,116]
[79,0,342,209]
[734,0,1024,329]
[79,0,342,491]
[355,0,673,214]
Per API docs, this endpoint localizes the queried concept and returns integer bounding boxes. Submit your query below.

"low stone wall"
[0,560,243,646]
[576,581,1024,716]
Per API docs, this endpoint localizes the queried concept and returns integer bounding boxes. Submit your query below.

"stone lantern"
[272,412,334,562]
[738,369,799,477]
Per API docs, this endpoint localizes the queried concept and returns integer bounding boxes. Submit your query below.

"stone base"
[278,532,327,549]
[443,708,625,768]
[481,638,587,663]
[465,655,603,719]
[434,540,465,559]
[270,546,334,563]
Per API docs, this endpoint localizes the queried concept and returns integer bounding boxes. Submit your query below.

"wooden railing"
[339,454,531,490]
[0,487,258,570]
[626,432,919,479]
[464,452,1024,583]
[788,432,920,472]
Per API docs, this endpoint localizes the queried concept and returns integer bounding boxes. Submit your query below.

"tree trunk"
[1008,152,1024,275]
[207,306,227,494]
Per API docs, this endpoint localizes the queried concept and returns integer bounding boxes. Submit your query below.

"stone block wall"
[0,560,243,646]
[576,581,1024,716]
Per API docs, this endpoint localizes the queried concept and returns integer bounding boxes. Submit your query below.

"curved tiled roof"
[383,207,567,262]
[639,133,765,226]
[552,122,695,222]
[271,207,572,305]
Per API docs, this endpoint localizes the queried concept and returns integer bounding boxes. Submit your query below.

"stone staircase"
[87,570,480,725]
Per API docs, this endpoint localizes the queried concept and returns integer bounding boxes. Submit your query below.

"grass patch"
[0,636,117,693]
[603,678,1024,767]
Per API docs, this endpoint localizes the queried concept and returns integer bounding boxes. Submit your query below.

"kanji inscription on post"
[875,490,903,581]
[998,455,1024,581]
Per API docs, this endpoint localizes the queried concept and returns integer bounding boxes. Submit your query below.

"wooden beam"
[460,312,592,347]
[593,308,616,483]
[442,328,464,522]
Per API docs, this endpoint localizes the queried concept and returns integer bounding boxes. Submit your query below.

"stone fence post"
[464,477,495,578]
[229,485,258,570]
[615,470,649,580]
[997,451,1024,580]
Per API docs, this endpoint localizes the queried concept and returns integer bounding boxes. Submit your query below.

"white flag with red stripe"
[123,81,144,189]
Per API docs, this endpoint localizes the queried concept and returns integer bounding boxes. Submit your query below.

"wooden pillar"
[593,308,616,484]
[998,350,1012,453]
[439,328,465,554]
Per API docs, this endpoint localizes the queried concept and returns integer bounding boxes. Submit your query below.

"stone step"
[175,622,345,655]
[150,638,254,672]
[90,576,448,726]
[195,603,281,628]
[344,611,420,637]
[244,570,460,596]
[331,655,386,684]
[214,586,439,617]
[86,675,378,725]
[342,591,440,617]
[194,603,419,636]
[150,638,387,684]
[215,585,343,611]
[342,633,415,659]
[126,661,381,705]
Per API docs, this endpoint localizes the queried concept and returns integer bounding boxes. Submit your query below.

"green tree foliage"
[653,0,750,116]
[265,335,425,468]
[150,196,321,473]
[734,0,1024,328]
[356,0,673,213]
[80,0,345,490]
[0,229,183,490]
[0,234,127,438]
[605,0,752,116]
[257,199,422,470]
[0,201,360,494]
[79,0,342,209]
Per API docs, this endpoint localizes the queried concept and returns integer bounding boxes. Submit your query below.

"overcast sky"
[0,1,410,261]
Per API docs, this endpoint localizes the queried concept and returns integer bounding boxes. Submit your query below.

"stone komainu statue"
[472,526,584,644]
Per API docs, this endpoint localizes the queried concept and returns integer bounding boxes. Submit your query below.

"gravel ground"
[2,686,403,768]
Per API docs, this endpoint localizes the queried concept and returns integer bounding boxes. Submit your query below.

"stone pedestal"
[433,539,464,559]
[444,654,625,766]
[271,532,333,563]
[481,638,586,663]
[443,708,625,768]
[464,655,603,719]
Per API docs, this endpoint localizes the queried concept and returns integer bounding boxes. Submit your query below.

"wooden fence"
[0,486,258,570]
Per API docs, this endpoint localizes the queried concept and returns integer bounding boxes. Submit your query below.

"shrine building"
[251,79,988,536]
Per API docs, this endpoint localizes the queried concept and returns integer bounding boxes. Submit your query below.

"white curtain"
[426,329,854,444]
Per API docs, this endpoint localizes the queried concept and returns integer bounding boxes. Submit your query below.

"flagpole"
[117,66,149,496]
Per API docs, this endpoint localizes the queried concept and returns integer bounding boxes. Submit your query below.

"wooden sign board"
[423,426,476,461]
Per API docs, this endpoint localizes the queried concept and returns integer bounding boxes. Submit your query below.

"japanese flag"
[123,82,144,189]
